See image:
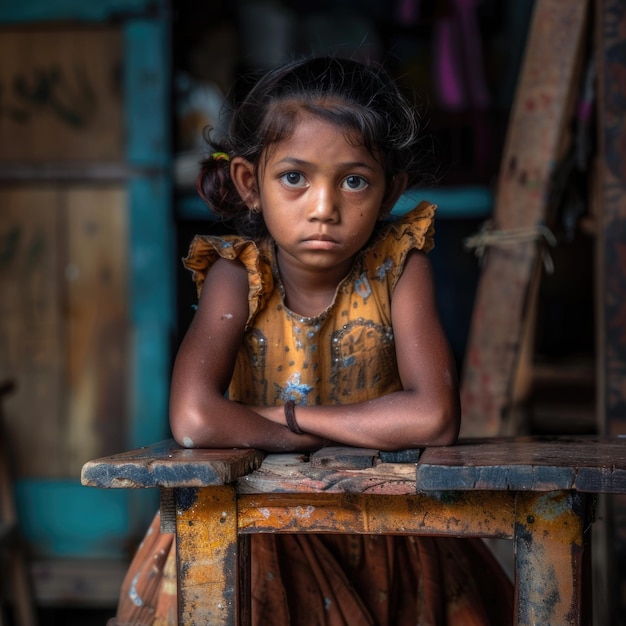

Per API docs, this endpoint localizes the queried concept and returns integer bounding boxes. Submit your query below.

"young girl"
[113,56,513,625]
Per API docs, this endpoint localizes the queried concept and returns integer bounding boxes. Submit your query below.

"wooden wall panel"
[0,188,65,477]
[0,26,123,162]
[0,0,171,567]
[65,186,128,477]
[0,185,129,479]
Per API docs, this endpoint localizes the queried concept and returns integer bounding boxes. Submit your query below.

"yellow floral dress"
[112,202,513,626]
[184,201,435,408]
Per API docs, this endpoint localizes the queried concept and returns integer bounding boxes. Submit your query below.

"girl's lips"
[303,233,338,242]
[302,235,341,250]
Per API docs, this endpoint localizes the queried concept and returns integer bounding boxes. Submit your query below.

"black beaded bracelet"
[284,400,303,434]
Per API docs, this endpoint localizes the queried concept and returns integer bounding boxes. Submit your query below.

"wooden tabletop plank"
[417,437,626,493]
[310,446,379,469]
[80,439,265,488]
[80,437,626,494]
[236,453,418,495]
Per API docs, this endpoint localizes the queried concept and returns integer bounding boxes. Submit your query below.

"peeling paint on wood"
[82,436,626,624]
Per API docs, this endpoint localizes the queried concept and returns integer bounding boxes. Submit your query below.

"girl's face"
[250,113,401,277]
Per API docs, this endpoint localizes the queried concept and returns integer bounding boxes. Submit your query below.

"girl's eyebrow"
[274,156,377,171]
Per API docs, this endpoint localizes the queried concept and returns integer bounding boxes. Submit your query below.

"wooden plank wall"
[65,187,128,474]
[0,1,172,590]
[0,27,123,162]
[0,186,128,479]
[0,28,129,479]
[1,190,65,476]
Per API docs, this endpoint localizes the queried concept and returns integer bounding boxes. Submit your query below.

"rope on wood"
[464,221,557,273]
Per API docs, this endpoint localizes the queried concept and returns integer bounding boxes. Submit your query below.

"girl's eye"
[342,175,368,191]
[280,171,306,187]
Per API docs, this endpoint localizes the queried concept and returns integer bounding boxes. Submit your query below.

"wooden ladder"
[0,381,37,626]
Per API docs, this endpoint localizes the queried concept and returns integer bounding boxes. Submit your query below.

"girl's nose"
[307,186,339,222]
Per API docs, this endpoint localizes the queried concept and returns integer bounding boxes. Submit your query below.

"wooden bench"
[81,436,626,626]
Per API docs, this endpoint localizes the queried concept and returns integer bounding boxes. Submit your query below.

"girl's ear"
[380,172,409,219]
[230,156,260,210]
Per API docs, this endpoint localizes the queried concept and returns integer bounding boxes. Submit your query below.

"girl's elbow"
[171,420,198,448]
[430,405,461,447]
[170,410,215,448]
[433,422,459,446]
[171,429,195,449]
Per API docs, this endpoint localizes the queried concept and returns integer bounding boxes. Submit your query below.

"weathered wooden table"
[81,436,626,626]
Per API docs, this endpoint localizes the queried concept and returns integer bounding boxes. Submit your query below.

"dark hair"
[197,56,433,238]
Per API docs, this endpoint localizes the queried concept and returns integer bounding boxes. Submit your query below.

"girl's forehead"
[262,112,368,159]
[262,100,365,142]
[286,113,360,140]
[270,128,370,165]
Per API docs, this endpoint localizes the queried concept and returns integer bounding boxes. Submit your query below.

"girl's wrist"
[284,400,303,434]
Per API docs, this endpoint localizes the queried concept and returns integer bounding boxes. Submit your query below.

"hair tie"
[212,151,230,162]
[284,400,302,434]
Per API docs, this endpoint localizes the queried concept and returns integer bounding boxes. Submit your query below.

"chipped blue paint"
[82,459,233,489]
[515,522,562,625]
[128,175,174,448]
[124,18,170,167]
[532,491,574,521]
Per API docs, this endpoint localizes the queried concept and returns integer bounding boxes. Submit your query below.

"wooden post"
[175,486,249,626]
[460,0,590,437]
[596,0,626,622]
[514,491,588,626]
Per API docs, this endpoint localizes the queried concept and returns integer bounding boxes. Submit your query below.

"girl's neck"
[275,247,354,317]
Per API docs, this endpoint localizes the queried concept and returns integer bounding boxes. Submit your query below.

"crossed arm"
[169,251,460,452]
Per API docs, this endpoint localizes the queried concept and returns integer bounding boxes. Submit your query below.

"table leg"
[514,490,588,626]
[175,486,249,626]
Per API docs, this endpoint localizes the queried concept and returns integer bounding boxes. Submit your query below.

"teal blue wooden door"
[0,0,173,559]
